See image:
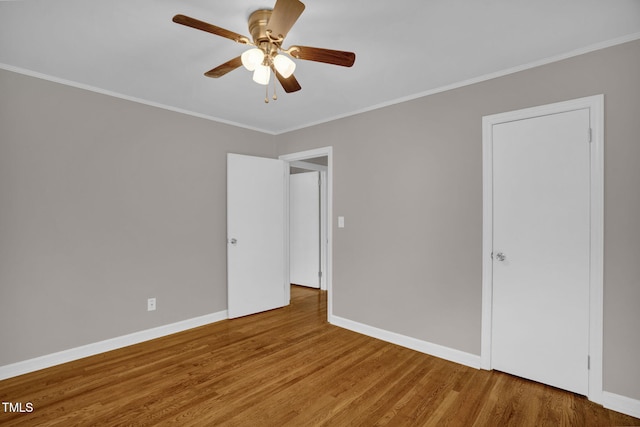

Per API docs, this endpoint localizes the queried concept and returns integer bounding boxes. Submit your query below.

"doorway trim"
[481,95,604,403]
[279,147,333,318]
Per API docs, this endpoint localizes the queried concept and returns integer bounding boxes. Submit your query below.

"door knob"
[229,238,237,245]
[495,252,506,261]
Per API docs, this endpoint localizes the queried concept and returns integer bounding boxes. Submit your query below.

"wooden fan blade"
[173,14,250,44]
[288,45,355,67]
[267,0,305,40]
[204,56,243,78]
[274,68,302,93]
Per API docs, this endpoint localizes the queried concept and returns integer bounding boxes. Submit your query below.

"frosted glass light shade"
[241,48,265,71]
[273,54,296,78]
[252,64,271,85]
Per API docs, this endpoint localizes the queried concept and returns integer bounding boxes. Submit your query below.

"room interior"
[1,0,640,422]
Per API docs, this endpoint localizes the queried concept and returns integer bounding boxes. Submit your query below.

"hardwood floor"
[1,285,638,426]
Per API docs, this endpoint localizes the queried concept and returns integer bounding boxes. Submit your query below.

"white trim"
[0,310,227,381]
[0,63,276,135]
[481,95,604,403]
[279,147,333,310]
[330,315,481,369]
[3,32,638,136]
[319,170,328,291]
[588,95,605,404]
[602,391,640,419]
[289,160,327,172]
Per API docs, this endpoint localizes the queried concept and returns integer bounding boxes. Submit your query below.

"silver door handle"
[229,238,237,245]
[495,252,506,261]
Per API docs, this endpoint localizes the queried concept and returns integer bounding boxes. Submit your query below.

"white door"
[491,108,591,395]
[290,171,320,288]
[227,153,286,318]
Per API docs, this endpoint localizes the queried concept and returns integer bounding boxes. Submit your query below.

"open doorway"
[289,158,327,290]
[279,147,332,316]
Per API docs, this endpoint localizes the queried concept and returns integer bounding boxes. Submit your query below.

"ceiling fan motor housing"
[248,9,276,45]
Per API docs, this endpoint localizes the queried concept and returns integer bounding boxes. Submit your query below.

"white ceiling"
[1,0,639,134]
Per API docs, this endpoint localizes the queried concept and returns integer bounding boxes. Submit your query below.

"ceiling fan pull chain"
[273,75,278,101]
[265,83,269,103]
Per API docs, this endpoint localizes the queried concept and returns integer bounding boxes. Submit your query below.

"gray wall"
[0,69,276,365]
[1,39,638,402]
[277,39,640,400]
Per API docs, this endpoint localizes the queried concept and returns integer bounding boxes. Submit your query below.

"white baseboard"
[0,310,228,381]
[602,391,640,419]
[329,314,481,369]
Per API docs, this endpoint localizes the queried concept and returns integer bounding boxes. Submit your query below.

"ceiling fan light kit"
[241,48,265,72]
[252,64,271,85]
[273,54,296,78]
[172,0,355,101]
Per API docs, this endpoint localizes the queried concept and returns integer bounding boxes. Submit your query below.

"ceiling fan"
[173,0,355,102]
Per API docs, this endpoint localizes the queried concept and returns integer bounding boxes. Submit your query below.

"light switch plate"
[338,216,345,228]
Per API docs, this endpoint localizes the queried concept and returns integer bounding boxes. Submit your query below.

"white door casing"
[279,147,333,309]
[227,153,287,319]
[290,171,321,288]
[319,170,328,291]
[481,95,604,402]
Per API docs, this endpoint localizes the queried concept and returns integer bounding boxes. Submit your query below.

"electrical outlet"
[147,298,156,311]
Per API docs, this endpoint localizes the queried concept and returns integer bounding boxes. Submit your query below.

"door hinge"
[588,128,592,143]
[588,355,590,370]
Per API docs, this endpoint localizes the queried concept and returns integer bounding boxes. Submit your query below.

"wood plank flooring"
[1,285,638,426]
